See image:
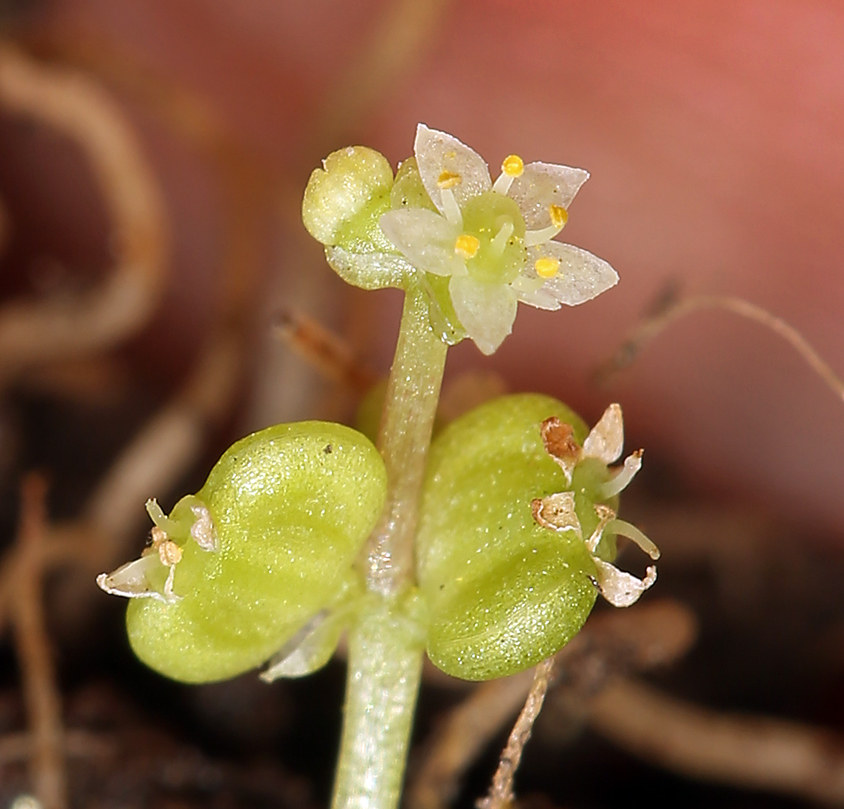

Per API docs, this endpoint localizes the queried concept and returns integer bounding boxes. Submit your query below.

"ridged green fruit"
[416,394,599,681]
[124,422,387,683]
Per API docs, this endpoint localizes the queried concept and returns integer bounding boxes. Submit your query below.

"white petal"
[325,246,411,290]
[592,557,657,608]
[449,275,518,355]
[585,503,617,554]
[508,162,589,229]
[414,124,491,215]
[583,403,624,464]
[527,243,618,307]
[379,209,462,276]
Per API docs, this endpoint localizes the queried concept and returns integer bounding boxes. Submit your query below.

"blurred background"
[1,1,844,807]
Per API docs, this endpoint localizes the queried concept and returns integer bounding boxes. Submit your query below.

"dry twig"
[274,309,377,395]
[10,475,68,809]
[2,45,270,580]
[598,292,844,404]
[477,657,556,809]
[408,600,696,809]
[0,44,168,383]
[587,678,844,805]
[313,0,454,152]
[0,730,113,764]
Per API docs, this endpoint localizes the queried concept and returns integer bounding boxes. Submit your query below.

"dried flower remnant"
[532,404,659,607]
[379,124,618,354]
[96,497,216,604]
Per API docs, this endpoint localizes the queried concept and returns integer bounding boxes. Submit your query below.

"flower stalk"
[365,280,448,596]
[332,279,447,809]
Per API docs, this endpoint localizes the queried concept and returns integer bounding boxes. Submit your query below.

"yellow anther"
[535,257,560,279]
[501,154,525,177]
[437,170,462,189]
[549,204,568,229]
[454,234,480,259]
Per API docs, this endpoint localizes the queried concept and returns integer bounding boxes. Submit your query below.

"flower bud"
[302,146,395,252]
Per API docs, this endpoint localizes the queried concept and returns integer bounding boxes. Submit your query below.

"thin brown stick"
[82,333,244,564]
[273,309,377,394]
[12,49,267,573]
[79,129,265,564]
[0,730,113,763]
[477,658,556,809]
[408,601,697,809]
[0,44,168,383]
[588,678,844,805]
[598,293,844,404]
[11,475,68,809]
[0,193,8,256]
[314,0,454,151]
[410,668,538,809]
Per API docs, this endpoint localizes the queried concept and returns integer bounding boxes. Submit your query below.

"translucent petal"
[583,403,624,464]
[584,503,617,554]
[508,162,589,229]
[592,557,657,607]
[449,275,518,355]
[325,246,411,290]
[527,243,618,307]
[260,610,346,681]
[96,554,176,603]
[414,124,491,216]
[379,209,462,276]
[514,284,562,311]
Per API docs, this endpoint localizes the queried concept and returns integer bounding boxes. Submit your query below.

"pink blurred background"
[5,0,844,539]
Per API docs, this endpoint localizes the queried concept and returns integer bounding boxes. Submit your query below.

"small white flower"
[531,404,659,607]
[379,124,619,354]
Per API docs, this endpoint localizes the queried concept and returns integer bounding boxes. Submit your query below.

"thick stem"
[332,281,447,809]
[365,281,448,596]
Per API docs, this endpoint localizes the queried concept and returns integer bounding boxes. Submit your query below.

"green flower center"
[458,192,527,285]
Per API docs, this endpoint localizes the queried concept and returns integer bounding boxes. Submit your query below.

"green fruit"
[124,421,386,683]
[416,394,599,681]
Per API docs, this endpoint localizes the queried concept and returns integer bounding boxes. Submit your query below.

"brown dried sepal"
[540,417,581,483]
[531,491,581,535]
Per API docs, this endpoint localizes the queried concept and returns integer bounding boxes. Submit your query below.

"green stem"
[331,281,448,809]
[332,597,424,809]
[365,280,448,596]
